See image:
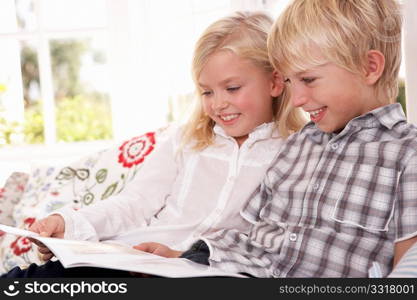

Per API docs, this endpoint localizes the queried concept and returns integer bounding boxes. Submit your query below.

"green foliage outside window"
[397,79,406,114]
[55,95,112,142]
[0,38,113,147]
[23,96,113,144]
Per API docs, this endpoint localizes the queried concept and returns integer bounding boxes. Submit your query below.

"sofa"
[0,127,416,277]
[0,129,159,273]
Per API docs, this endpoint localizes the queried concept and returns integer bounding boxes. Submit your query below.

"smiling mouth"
[309,108,325,117]
[306,107,327,123]
[219,114,240,121]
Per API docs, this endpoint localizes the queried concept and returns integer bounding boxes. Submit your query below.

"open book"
[0,224,246,278]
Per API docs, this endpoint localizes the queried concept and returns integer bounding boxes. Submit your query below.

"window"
[0,0,288,148]
[0,0,112,146]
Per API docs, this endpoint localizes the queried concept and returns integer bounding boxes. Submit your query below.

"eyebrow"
[198,76,241,88]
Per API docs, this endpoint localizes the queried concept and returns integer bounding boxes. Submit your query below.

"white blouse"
[58,123,283,250]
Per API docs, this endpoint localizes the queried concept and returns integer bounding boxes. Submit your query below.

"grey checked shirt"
[203,104,417,277]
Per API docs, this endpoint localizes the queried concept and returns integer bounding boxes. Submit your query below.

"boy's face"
[198,50,282,145]
[284,62,380,133]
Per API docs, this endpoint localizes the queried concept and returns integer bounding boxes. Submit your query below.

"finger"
[133,242,159,253]
[28,237,43,246]
[28,222,42,234]
[133,244,149,252]
[38,247,52,254]
[38,220,55,237]
[42,253,54,261]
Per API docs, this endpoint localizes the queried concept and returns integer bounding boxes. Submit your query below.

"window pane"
[42,0,107,30]
[15,0,37,32]
[20,39,44,144]
[0,39,25,146]
[50,36,113,142]
[0,0,19,33]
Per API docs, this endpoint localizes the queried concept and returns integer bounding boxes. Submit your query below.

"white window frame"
[0,0,115,145]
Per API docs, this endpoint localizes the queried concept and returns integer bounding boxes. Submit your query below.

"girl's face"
[198,51,283,146]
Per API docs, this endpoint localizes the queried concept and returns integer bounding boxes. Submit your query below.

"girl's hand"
[133,242,183,258]
[28,214,65,261]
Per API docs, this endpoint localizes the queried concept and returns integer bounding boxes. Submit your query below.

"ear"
[270,70,284,97]
[363,50,385,85]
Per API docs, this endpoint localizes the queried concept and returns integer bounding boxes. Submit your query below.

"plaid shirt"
[203,104,417,277]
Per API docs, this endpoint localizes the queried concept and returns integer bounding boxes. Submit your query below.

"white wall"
[404,0,417,124]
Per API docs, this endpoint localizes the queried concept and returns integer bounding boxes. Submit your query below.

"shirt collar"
[353,103,406,130]
[213,122,278,142]
[301,103,406,139]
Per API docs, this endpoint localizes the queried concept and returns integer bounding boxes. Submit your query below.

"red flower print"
[0,188,5,198]
[10,236,32,256]
[24,217,36,226]
[0,230,5,237]
[118,132,156,168]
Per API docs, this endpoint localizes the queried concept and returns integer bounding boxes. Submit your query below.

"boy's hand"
[133,242,183,258]
[28,214,65,261]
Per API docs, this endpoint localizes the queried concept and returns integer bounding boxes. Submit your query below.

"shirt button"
[331,143,339,150]
[273,269,281,277]
[312,183,319,190]
[289,233,297,242]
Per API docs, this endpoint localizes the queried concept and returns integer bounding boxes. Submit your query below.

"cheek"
[201,99,212,115]
[233,90,262,111]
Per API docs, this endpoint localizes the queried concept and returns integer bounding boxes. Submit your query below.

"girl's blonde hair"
[182,11,306,150]
[268,0,402,104]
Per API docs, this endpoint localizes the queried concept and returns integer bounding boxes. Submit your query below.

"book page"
[0,224,40,238]
[0,224,247,278]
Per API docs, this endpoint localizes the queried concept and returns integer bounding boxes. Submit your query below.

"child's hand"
[133,242,183,258]
[28,214,65,261]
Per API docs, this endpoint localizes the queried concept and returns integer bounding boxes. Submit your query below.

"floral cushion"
[0,165,62,272]
[0,172,29,226]
[0,131,158,273]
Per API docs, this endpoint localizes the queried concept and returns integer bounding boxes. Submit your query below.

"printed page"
[0,224,40,238]
[0,224,246,278]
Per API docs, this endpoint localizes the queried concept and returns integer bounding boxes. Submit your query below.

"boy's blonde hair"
[182,11,306,150]
[268,0,402,104]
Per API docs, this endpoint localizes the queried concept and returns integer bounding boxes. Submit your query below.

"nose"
[211,92,228,111]
[289,84,309,108]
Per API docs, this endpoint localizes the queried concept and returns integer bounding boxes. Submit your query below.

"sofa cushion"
[0,165,61,272]
[0,172,29,226]
[0,131,158,273]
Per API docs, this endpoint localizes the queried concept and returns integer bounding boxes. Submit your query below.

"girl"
[2,11,305,277]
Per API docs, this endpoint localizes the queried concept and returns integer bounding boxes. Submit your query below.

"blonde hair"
[268,0,402,104]
[181,11,306,150]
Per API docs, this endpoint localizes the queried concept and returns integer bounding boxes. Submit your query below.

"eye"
[226,86,240,92]
[201,90,212,96]
[301,77,316,84]
[284,78,291,84]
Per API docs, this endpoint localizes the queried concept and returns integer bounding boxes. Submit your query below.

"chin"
[317,125,334,133]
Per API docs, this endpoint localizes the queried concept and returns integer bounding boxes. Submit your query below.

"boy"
[170,0,417,277]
